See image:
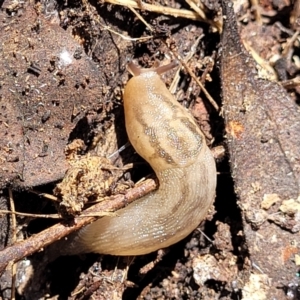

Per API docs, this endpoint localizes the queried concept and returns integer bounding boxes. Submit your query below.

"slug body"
[67,63,216,256]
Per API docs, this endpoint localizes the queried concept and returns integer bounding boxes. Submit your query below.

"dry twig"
[0,179,156,273]
[103,0,207,22]
[172,53,219,111]
[8,189,16,300]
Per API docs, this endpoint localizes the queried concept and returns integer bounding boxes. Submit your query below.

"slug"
[62,62,217,256]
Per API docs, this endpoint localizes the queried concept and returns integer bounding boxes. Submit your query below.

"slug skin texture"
[63,63,217,256]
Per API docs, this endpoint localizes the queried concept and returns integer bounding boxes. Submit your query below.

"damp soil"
[0,0,300,299]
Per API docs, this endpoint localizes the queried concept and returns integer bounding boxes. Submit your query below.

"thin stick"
[197,228,214,243]
[185,0,206,19]
[185,0,222,32]
[243,40,277,81]
[172,53,219,111]
[99,23,153,41]
[281,76,300,89]
[169,35,203,93]
[127,5,154,32]
[249,0,262,25]
[187,60,219,111]
[0,210,62,219]
[282,30,300,57]
[108,142,131,159]
[103,0,204,22]
[0,178,157,273]
[8,189,16,300]
[28,189,59,202]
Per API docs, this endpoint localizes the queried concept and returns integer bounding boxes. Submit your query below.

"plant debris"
[221,0,300,297]
[1,0,300,298]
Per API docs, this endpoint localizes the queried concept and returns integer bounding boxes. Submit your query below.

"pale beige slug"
[62,62,217,256]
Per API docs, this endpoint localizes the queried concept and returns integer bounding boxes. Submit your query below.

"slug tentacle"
[127,61,179,76]
[57,62,216,256]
